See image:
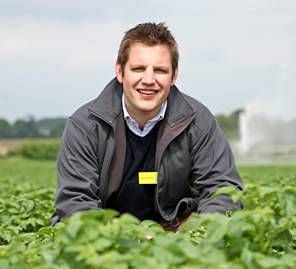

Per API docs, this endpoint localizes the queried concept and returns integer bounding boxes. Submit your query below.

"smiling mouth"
[137,89,158,95]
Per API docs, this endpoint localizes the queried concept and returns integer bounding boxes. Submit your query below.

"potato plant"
[0,158,295,268]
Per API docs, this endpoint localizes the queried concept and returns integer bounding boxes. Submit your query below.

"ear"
[115,63,123,83]
[171,67,178,86]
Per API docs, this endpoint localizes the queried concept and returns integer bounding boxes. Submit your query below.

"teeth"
[138,89,157,95]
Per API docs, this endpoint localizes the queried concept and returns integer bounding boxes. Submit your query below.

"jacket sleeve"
[190,114,244,214]
[51,117,102,225]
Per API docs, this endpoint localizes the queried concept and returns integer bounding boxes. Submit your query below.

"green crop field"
[0,156,295,268]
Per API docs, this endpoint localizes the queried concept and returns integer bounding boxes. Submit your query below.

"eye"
[154,68,169,74]
[131,67,145,72]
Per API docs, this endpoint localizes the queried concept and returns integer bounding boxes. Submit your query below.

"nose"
[142,68,155,84]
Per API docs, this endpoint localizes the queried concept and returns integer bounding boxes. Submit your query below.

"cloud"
[0,0,296,121]
[0,21,125,68]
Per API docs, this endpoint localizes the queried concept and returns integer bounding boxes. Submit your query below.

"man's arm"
[52,117,102,225]
[190,116,243,214]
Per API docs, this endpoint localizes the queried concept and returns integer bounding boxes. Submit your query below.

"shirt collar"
[122,94,167,123]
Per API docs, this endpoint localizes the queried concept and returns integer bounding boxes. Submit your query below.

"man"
[52,22,243,230]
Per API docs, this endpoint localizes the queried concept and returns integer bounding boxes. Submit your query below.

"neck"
[122,95,166,130]
[130,109,160,130]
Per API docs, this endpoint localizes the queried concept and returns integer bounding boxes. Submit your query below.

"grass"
[238,165,296,185]
[0,157,56,196]
[1,156,295,194]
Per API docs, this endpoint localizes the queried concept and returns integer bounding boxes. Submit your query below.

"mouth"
[137,89,158,96]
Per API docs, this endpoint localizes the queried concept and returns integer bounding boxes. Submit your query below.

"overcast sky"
[1,0,295,122]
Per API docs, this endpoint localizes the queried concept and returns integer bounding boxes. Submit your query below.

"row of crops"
[0,156,295,268]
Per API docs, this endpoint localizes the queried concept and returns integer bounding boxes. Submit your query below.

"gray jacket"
[52,78,243,224]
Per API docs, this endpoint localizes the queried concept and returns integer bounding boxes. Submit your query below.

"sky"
[0,0,296,122]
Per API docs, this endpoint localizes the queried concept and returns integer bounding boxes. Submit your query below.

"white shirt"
[122,95,167,137]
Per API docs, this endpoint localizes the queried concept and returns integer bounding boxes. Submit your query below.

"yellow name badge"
[138,172,158,185]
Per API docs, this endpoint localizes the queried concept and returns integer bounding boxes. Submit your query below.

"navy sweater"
[106,123,161,221]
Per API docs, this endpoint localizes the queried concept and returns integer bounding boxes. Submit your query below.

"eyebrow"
[129,64,170,71]
[154,66,170,71]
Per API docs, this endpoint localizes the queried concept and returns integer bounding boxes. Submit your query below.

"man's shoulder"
[71,98,95,120]
[175,89,216,132]
[69,78,121,131]
[68,98,99,133]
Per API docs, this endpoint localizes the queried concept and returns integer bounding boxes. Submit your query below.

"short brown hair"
[116,22,179,75]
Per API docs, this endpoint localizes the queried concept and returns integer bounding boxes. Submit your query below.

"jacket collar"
[166,85,195,127]
[88,78,123,125]
[88,78,195,126]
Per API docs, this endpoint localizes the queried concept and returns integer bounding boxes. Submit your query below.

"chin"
[138,108,155,113]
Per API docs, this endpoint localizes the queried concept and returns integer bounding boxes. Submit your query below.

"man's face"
[116,43,178,121]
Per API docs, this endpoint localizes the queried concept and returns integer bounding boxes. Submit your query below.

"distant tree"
[37,117,67,137]
[11,116,39,138]
[0,118,11,138]
[50,122,66,137]
[231,108,244,119]
[216,109,244,140]
[0,110,246,140]
[0,116,68,138]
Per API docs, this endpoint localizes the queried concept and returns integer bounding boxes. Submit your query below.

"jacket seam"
[189,109,212,137]
[69,115,98,139]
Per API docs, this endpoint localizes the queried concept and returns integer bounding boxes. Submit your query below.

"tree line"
[0,110,242,139]
[0,116,67,138]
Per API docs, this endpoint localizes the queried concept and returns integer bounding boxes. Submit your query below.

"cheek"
[122,78,137,92]
[124,72,140,86]
[160,82,173,95]
[157,76,174,87]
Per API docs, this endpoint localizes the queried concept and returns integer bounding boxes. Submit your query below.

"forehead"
[127,43,172,65]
